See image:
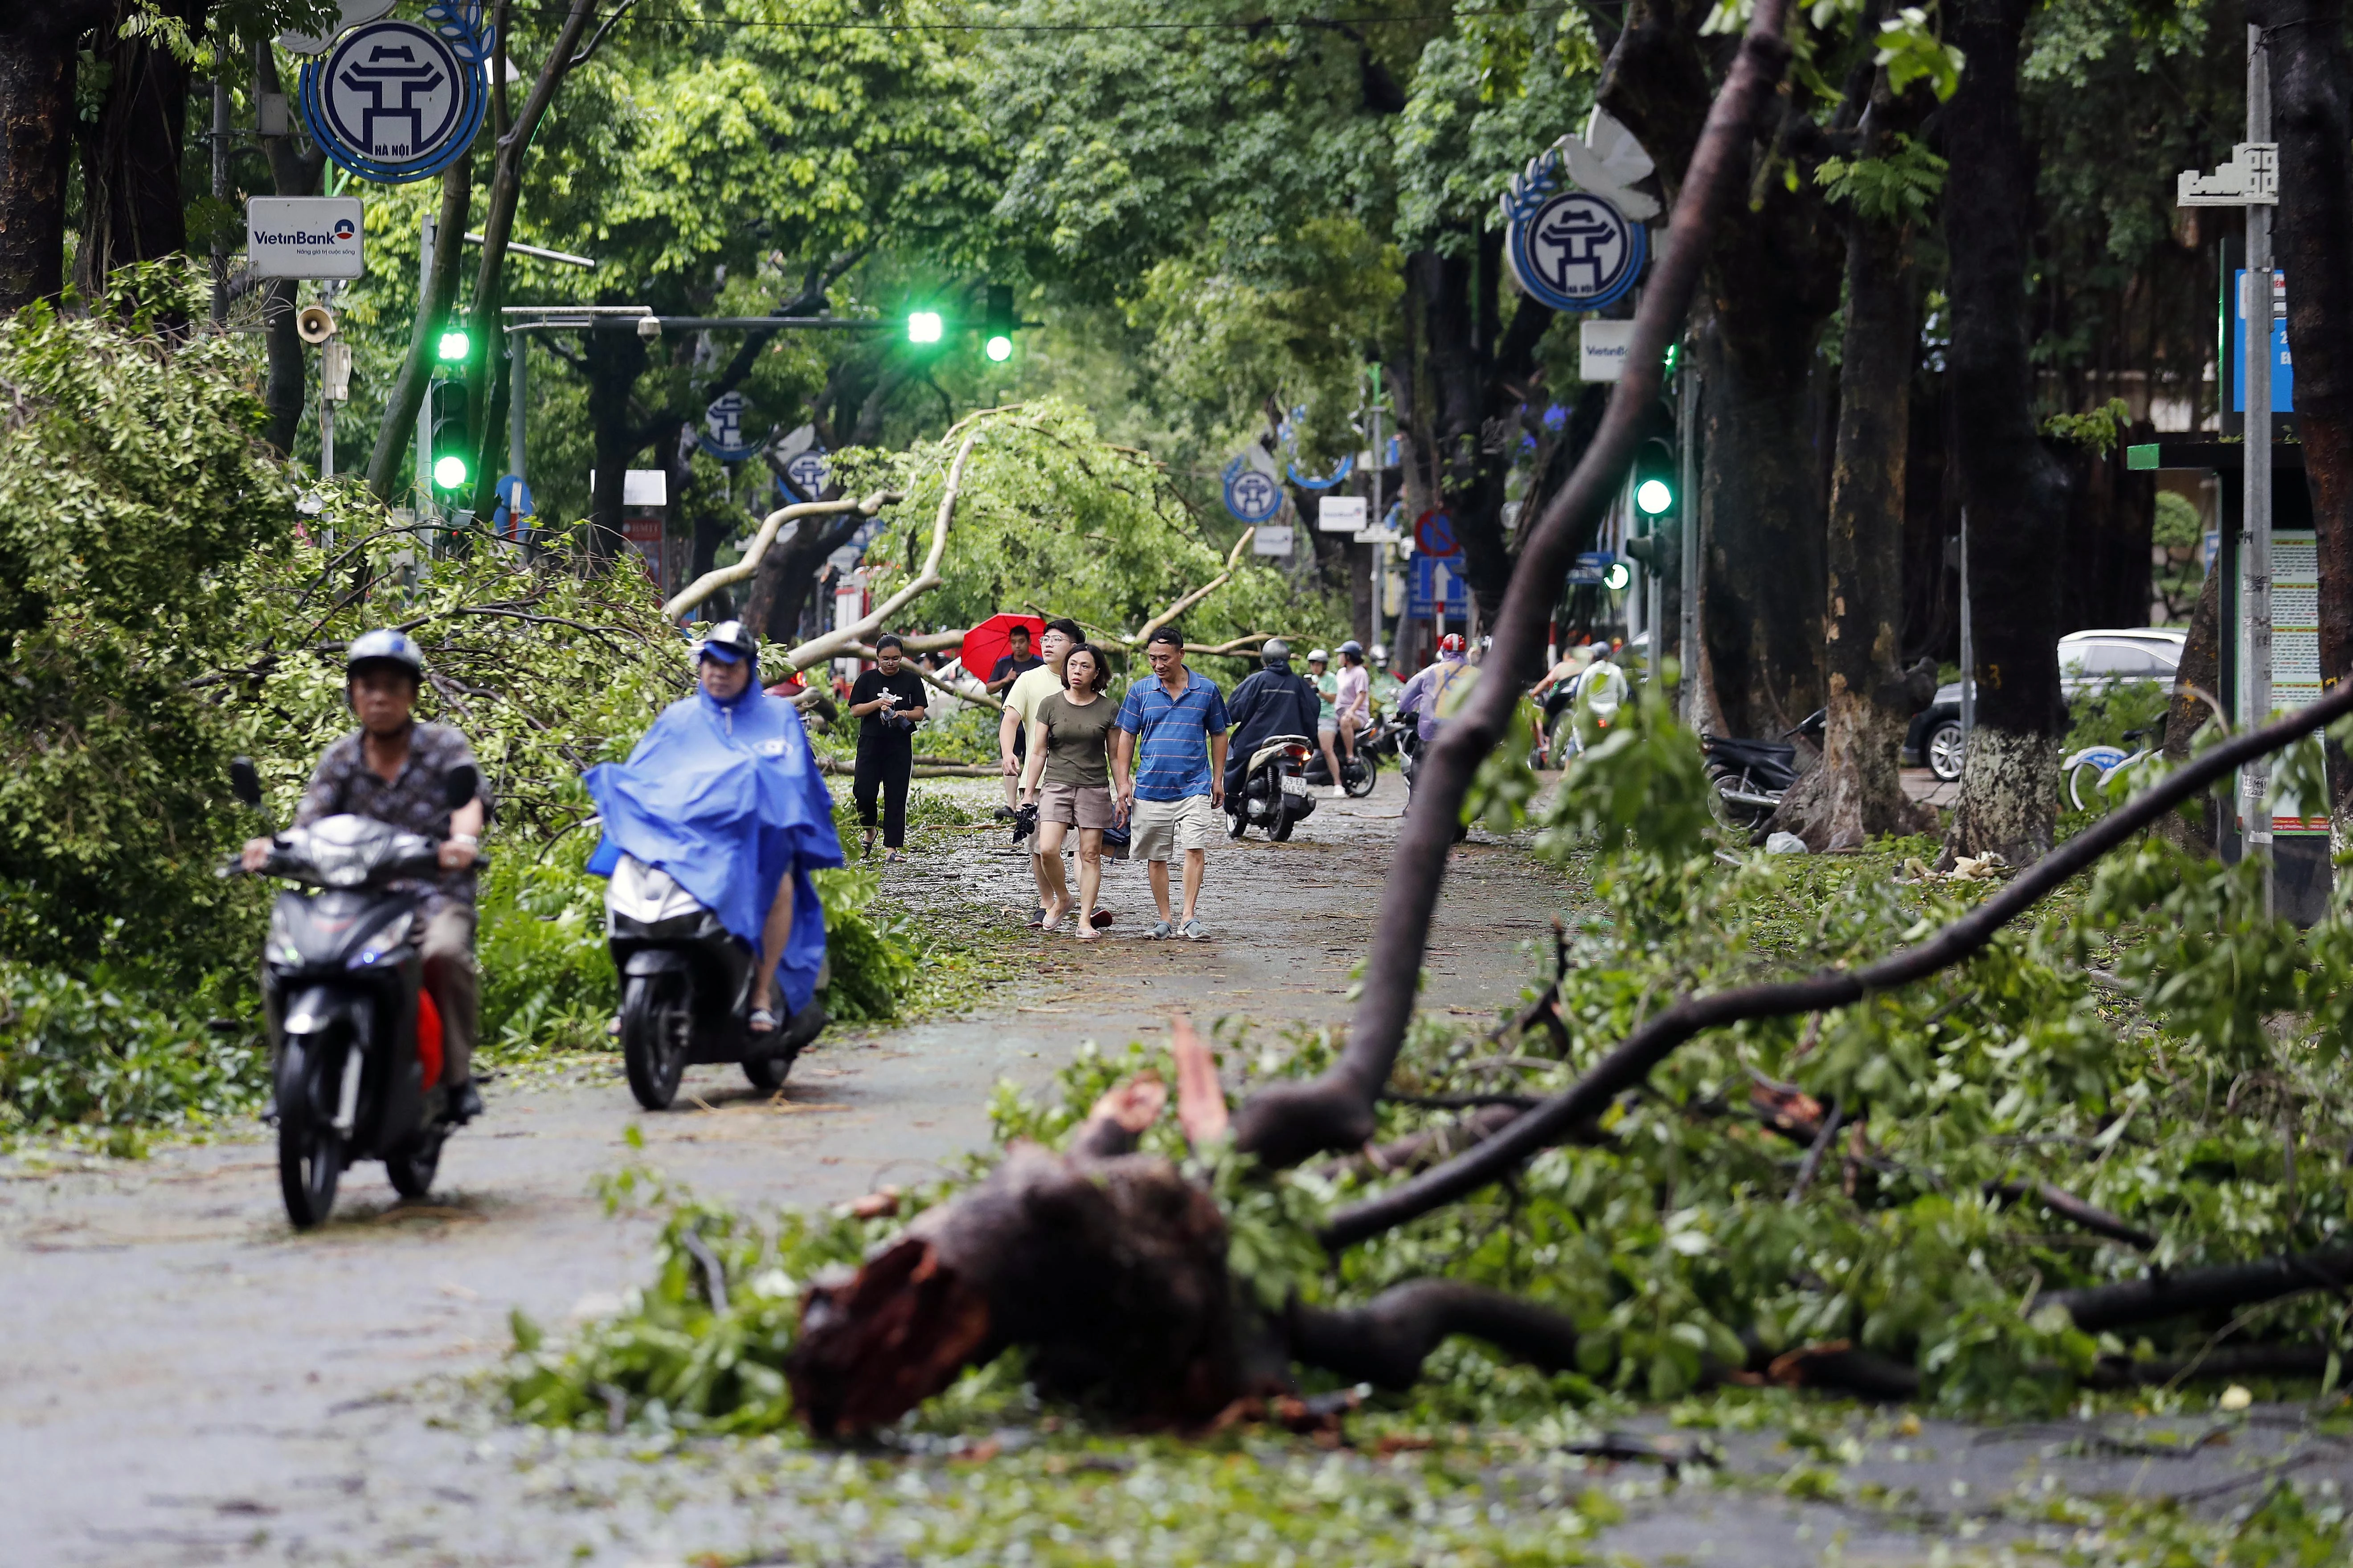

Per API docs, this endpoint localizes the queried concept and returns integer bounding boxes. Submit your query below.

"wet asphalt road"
[0,774,1570,1564]
[4,773,2345,1564]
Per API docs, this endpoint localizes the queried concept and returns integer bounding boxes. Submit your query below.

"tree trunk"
[254,41,323,460]
[583,319,651,563]
[2054,425,2157,634]
[1409,234,1555,629]
[74,0,201,294]
[2259,0,2353,827]
[1776,158,1933,849]
[1942,0,2070,864]
[366,163,474,504]
[464,0,599,518]
[1601,2,1840,738]
[1695,306,1830,736]
[0,8,99,313]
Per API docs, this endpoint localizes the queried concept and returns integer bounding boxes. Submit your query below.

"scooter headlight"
[347,909,414,968]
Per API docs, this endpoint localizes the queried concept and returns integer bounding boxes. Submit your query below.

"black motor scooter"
[229,757,479,1228]
[1226,733,1319,841]
[1700,709,1826,831]
[1301,743,1378,797]
[604,853,827,1110]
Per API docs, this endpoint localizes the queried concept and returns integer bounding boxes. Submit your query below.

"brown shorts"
[1038,781,1117,830]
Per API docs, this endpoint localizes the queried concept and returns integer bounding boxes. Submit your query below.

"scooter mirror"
[229,756,264,809]
[444,764,480,811]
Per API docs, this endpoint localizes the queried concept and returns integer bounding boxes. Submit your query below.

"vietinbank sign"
[246,196,366,279]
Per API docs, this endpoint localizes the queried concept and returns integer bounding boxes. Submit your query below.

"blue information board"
[2232,268,2293,414]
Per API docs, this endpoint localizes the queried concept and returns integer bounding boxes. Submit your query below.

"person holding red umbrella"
[959,614,1047,812]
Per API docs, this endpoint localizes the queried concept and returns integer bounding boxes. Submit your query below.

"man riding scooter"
[243,629,487,1123]
[584,621,843,1107]
[1224,638,1323,801]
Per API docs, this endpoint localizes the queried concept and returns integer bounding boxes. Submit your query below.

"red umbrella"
[959,613,1047,689]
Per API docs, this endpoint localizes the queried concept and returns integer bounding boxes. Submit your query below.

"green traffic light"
[1604,562,1630,591]
[984,333,1013,363]
[437,328,471,361]
[907,311,943,344]
[1635,478,1674,515]
[433,453,469,489]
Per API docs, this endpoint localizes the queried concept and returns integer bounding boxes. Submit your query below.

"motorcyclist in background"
[1396,633,1477,750]
[243,629,487,1123]
[1222,637,1322,800]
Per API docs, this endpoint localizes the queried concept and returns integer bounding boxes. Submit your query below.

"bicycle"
[2062,729,2155,813]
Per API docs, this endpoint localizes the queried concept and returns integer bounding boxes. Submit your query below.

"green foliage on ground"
[0,959,264,1148]
[514,682,2353,1464]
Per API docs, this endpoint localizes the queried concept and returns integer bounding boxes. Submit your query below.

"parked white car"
[1904,628,2187,783]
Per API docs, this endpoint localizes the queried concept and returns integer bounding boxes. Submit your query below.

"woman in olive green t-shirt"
[1018,644,1121,938]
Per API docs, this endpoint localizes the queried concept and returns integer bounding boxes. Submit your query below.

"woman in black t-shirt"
[847,634,929,860]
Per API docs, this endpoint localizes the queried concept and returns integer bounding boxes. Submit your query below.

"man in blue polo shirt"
[1112,625,1228,940]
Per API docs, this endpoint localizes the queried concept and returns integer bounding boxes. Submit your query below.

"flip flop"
[1089,909,1115,929]
[749,1006,780,1034]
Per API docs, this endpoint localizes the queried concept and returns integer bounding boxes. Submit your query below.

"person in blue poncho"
[585,620,844,1033]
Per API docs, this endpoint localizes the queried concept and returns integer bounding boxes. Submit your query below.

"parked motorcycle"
[605,853,827,1110]
[1226,733,1319,841]
[228,756,479,1228]
[1700,709,1825,831]
[1356,710,1406,767]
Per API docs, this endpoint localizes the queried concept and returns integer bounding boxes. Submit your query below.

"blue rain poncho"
[585,682,844,1016]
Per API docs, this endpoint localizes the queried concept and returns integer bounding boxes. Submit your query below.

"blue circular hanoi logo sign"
[1222,460,1284,525]
[1507,189,1647,313]
[300,20,483,184]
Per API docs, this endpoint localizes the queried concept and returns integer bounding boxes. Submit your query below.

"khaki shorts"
[1129,793,1215,861]
[1038,781,1117,830]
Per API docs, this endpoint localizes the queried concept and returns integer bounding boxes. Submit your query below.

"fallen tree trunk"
[2042,1244,2353,1335]
[815,758,998,780]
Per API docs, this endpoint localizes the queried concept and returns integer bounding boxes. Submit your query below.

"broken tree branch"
[1318,678,2353,1250]
[1133,529,1256,647]
[1286,1280,1583,1391]
[782,430,983,672]
[1985,1181,2157,1252]
[662,489,899,620]
[1230,0,1800,1171]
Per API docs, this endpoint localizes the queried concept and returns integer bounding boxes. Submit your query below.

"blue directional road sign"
[1409,555,1467,620]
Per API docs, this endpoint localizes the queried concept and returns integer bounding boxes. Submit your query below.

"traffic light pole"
[1676,363,1700,727]
[416,215,436,514]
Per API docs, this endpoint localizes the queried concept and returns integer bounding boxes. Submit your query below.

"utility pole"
[1959,508,1975,751]
[2243,23,2277,914]
[1368,363,1385,655]
[508,330,528,526]
[209,70,229,328]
